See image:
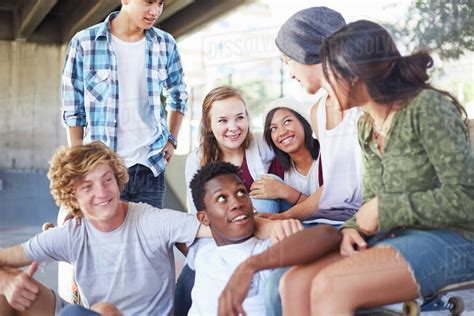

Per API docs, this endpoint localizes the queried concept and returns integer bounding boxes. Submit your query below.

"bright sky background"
[176,0,473,129]
[262,0,410,26]
[181,0,411,39]
[178,0,413,76]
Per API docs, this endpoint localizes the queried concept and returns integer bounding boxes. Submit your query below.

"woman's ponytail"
[397,50,433,88]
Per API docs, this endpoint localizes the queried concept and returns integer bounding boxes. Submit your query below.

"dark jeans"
[58,305,100,316]
[120,164,166,208]
[174,264,195,316]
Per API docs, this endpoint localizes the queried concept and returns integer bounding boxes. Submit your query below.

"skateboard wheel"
[448,296,464,316]
[403,300,420,316]
[42,222,55,231]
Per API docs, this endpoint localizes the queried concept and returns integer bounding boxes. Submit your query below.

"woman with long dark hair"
[279,20,474,315]
[249,98,321,217]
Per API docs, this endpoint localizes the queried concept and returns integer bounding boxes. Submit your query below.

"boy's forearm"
[167,110,184,138]
[67,126,84,147]
[0,245,32,269]
[0,268,17,294]
[0,269,9,295]
[246,225,341,272]
[0,246,30,294]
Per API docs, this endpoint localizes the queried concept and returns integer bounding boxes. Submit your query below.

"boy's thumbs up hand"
[4,262,40,311]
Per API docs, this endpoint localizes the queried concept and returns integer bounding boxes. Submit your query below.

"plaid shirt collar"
[95,11,161,42]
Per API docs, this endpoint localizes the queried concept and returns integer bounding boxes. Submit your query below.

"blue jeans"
[120,164,165,208]
[174,264,195,316]
[368,229,474,297]
[252,174,285,214]
[279,199,293,212]
[57,305,100,316]
[251,197,280,214]
[264,267,290,316]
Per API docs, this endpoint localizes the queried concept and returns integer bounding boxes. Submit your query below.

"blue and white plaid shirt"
[61,12,188,176]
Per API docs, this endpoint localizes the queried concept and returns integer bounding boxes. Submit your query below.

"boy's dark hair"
[190,162,240,211]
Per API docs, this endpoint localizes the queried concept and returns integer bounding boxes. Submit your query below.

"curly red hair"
[48,142,129,216]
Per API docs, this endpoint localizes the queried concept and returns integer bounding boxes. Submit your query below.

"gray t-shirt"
[23,202,201,315]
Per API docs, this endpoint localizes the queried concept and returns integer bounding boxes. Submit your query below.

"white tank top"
[314,89,363,221]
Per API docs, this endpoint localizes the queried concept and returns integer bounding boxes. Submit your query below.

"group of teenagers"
[0,1,473,316]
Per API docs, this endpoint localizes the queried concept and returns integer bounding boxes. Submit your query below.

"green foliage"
[450,80,474,104]
[236,79,277,118]
[388,0,473,60]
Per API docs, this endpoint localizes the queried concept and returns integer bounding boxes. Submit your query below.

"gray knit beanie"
[275,7,346,65]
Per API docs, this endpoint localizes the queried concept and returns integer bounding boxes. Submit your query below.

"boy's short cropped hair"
[190,162,240,211]
[48,141,129,216]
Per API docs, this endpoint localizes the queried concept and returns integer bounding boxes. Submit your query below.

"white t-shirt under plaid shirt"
[61,11,188,176]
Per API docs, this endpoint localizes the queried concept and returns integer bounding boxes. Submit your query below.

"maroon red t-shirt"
[238,154,285,192]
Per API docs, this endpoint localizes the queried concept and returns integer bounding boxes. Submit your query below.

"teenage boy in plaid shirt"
[61,0,187,209]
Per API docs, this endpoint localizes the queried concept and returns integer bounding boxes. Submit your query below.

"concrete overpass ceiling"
[157,0,250,39]
[0,0,250,44]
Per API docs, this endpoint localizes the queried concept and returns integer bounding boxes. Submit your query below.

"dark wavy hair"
[320,20,469,136]
[264,107,320,170]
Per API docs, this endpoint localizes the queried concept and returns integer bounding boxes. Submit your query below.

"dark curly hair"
[189,161,241,211]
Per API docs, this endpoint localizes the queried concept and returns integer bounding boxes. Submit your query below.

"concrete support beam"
[16,0,57,41]
[0,0,18,11]
[159,0,194,22]
[60,0,119,43]
[0,0,251,44]
[159,0,249,39]
[0,11,14,40]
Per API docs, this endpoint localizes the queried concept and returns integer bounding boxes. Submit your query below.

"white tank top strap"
[315,88,329,137]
